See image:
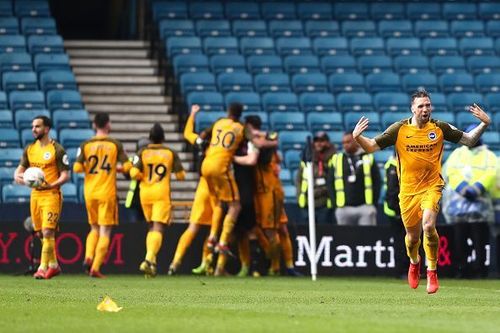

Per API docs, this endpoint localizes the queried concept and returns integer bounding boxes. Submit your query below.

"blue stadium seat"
[225,2,260,20]
[304,20,339,38]
[342,20,376,38]
[485,93,500,113]
[475,74,500,94]
[447,93,483,113]
[493,111,500,130]
[0,1,12,17]
[357,55,393,74]
[297,2,333,20]
[33,53,70,73]
[456,111,481,130]
[39,70,77,92]
[262,92,299,112]
[27,35,64,54]
[496,39,500,56]
[195,111,225,132]
[261,2,296,20]
[179,72,216,95]
[486,21,500,38]
[210,54,246,74]
[439,73,475,93]
[2,184,31,203]
[393,56,430,74]
[450,20,485,38]
[0,128,19,147]
[203,37,238,56]
[320,55,356,74]
[196,20,231,38]
[350,37,385,56]
[278,130,311,151]
[299,93,336,113]
[254,73,290,93]
[61,183,78,203]
[374,150,393,168]
[402,73,438,92]
[0,166,14,185]
[345,111,381,131]
[269,20,303,38]
[312,37,348,56]
[21,17,57,35]
[225,92,261,111]
[429,92,447,112]
[283,185,297,203]
[0,17,19,35]
[284,149,302,169]
[15,109,50,129]
[240,37,275,56]
[458,37,495,56]
[381,112,410,128]
[307,111,342,131]
[247,55,282,74]
[232,20,267,38]
[283,55,320,74]
[430,56,466,75]
[15,1,51,17]
[276,37,312,56]
[479,3,500,20]
[291,73,328,93]
[189,2,224,20]
[0,91,7,109]
[0,109,13,127]
[2,71,38,92]
[9,91,44,110]
[337,92,373,113]
[0,53,32,73]
[406,3,441,20]
[21,128,57,146]
[326,131,345,148]
[422,38,458,56]
[279,168,292,185]
[442,3,477,20]
[59,129,94,149]
[482,132,500,150]
[365,72,401,93]
[172,54,209,76]
[166,37,202,58]
[52,109,90,129]
[334,2,369,20]
[371,2,405,20]
[374,92,410,112]
[187,91,224,111]
[386,38,421,56]
[46,90,83,110]
[0,35,26,53]
[158,20,195,39]
[152,2,187,21]
[270,112,306,131]
[241,111,269,130]
[432,112,455,125]
[217,72,253,93]
[378,20,413,38]
[415,20,449,38]
[328,73,365,94]
[0,148,22,166]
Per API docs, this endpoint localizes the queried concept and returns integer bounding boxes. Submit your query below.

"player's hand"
[352,116,369,139]
[14,173,24,185]
[190,104,201,115]
[469,103,490,126]
[35,180,53,190]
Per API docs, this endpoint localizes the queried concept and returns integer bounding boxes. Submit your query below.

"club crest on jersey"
[43,152,51,160]
[428,131,437,140]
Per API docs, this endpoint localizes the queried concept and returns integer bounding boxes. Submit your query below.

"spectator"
[327,131,381,226]
[383,153,402,226]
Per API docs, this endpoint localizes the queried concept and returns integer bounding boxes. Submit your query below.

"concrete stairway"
[65,40,197,221]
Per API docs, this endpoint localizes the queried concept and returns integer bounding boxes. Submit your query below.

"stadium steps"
[66,40,197,221]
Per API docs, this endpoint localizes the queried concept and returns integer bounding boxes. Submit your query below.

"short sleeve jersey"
[374,118,463,195]
[20,139,69,193]
[133,144,184,203]
[75,135,129,199]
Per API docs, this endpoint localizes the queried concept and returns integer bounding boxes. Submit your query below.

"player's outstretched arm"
[184,104,201,145]
[459,103,491,147]
[13,166,26,185]
[352,116,381,153]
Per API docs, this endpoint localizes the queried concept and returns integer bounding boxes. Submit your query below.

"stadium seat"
[357,55,393,74]
[475,73,500,93]
[194,111,225,132]
[283,55,320,74]
[0,109,13,128]
[336,92,373,113]
[299,93,336,113]
[334,2,369,20]
[21,17,57,35]
[374,92,410,112]
[52,109,90,129]
[422,38,458,56]
[486,21,500,38]
[240,37,275,56]
[254,73,290,93]
[269,20,303,38]
[432,112,455,125]
[166,37,202,58]
[232,20,267,38]
[493,111,500,130]
[158,19,195,39]
[262,92,299,112]
[345,111,381,131]
[458,37,495,56]
[46,90,83,110]
[15,109,50,129]
[479,3,500,20]
[276,37,312,56]
[430,56,467,75]
[304,20,339,38]
[365,72,401,93]
[482,132,500,150]
[152,1,187,21]
[297,2,333,20]
[378,20,413,38]
[381,112,410,128]
[33,53,70,73]
[278,130,311,151]
[270,112,306,131]
[203,37,238,56]
[61,183,78,203]
[393,56,430,74]
[0,53,32,73]
[0,128,19,147]
[225,2,260,20]
[450,20,485,38]
[0,35,26,53]
[39,70,77,92]
[196,20,231,38]
[291,73,328,93]
[21,128,56,146]
[180,72,217,95]
[261,2,296,20]
[0,91,7,109]
[0,148,22,166]
[406,3,441,20]
[284,149,302,170]
[9,91,45,110]
[447,93,483,113]
[217,72,253,93]
[386,38,421,56]
[0,1,12,16]
[442,3,477,20]
[172,54,209,76]
[326,131,345,148]
[415,20,449,38]
[189,2,224,20]
[27,35,64,54]
[14,1,51,17]
[328,73,365,93]
[2,71,38,92]
[374,150,393,168]
[0,166,14,185]
[312,37,348,56]
[429,93,447,113]
[59,128,94,149]
[279,168,292,185]
[283,184,297,203]
[350,37,385,56]
[456,111,481,130]
[371,2,405,20]
[247,55,282,74]
[225,92,261,111]
[186,91,224,111]
[341,20,376,38]
[402,73,438,93]
[306,111,343,131]
[439,73,475,93]
[0,17,19,35]
[485,93,500,113]
[241,111,269,130]
[320,55,356,74]
[2,184,31,203]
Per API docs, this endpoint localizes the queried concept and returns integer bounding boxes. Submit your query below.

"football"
[23,167,45,188]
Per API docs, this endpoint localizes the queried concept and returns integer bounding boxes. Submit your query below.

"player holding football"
[14,115,70,279]
[352,90,490,294]
[73,113,131,278]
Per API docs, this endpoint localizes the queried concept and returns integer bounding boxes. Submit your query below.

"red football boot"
[426,270,439,294]
[33,268,46,280]
[89,269,106,278]
[408,256,421,289]
[45,266,61,279]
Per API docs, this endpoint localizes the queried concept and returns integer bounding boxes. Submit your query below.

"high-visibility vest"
[124,179,137,208]
[383,157,398,217]
[328,152,374,207]
[297,161,332,209]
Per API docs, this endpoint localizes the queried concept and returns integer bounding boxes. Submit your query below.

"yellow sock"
[423,229,439,270]
[270,235,281,273]
[405,235,421,264]
[47,237,58,269]
[202,237,210,264]
[238,235,250,268]
[219,214,236,245]
[145,231,163,264]
[85,230,99,261]
[216,252,227,273]
[91,236,110,272]
[209,206,223,239]
[281,233,294,269]
[39,237,50,270]
[172,228,196,267]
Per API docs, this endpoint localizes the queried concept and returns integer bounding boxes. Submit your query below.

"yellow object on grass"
[97,296,123,312]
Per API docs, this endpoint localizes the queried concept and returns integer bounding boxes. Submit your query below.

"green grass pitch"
[1,275,499,333]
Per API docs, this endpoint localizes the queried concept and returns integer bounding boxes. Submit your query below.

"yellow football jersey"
[131,144,184,203]
[375,118,463,195]
[73,135,130,199]
[20,139,69,193]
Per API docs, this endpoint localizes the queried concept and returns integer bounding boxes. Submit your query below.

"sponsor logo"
[43,152,51,160]
[428,131,437,140]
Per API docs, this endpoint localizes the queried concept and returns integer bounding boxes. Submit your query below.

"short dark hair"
[228,103,243,119]
[33,115,52,128]
[411,89,431,104]
[93,112,110,129]
[244,115,262,130]
[149,123,165,144]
